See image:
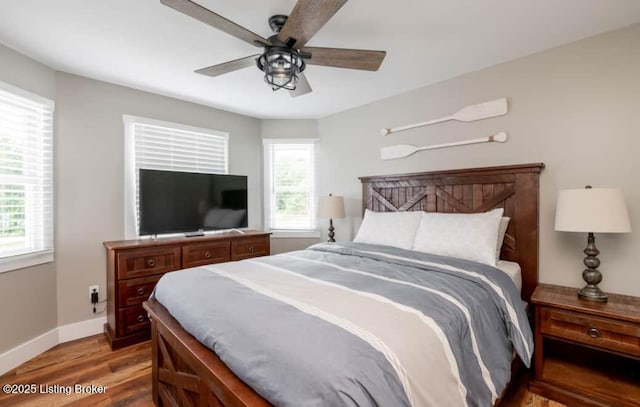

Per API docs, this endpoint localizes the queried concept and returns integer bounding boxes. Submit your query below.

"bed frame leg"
[151,318,160,406]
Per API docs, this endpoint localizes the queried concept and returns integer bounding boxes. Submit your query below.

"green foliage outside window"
[274,149,311,217]
[0,185,25,237]
[0,134,26,237]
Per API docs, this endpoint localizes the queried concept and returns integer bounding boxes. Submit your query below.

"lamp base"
[577,232,608,302]
[578,285,608,302]
[327,218,335,243]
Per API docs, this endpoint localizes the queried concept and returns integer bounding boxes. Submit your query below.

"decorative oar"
[380,132,508,160]
[380,98,508,136]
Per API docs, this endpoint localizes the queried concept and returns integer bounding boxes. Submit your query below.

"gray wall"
[0,44,58,353]
[55,72,262,325]
[318,24,640,297]
[261,119,318,140]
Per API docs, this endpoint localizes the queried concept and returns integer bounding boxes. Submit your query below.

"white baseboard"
[0,328,58,376]
[0,316,107,376]
[58,316,106,343]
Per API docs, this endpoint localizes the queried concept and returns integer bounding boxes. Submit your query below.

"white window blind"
[134,122,228,174]
[263,139,318,233]
[0,81,54,272]
[123,115,229,238]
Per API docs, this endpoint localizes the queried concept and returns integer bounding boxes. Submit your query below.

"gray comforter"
[152,242,533,407]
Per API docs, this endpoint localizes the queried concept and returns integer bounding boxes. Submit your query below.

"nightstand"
[530,283,640,406]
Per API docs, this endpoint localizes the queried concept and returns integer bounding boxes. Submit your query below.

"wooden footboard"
[143,300,271,407]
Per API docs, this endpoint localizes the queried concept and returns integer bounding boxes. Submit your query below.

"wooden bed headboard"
[359,163,544,302]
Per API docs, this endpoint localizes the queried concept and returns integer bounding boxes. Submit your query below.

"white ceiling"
[1,0,639,119]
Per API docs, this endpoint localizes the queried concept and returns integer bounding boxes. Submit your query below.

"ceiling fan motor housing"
[268,15,288,33]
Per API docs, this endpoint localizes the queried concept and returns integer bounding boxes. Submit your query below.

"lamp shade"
[317,195,345,219]
[555,188,631,233]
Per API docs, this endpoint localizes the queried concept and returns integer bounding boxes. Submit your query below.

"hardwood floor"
[0,334,564,406]
[0,335,151,406]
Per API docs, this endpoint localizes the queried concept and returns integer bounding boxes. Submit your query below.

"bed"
[143,162,544,407]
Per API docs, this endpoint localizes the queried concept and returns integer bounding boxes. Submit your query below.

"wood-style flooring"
[0,334,564,406]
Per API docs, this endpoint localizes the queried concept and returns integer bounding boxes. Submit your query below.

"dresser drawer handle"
[248,246,254,253]
[137,287,145,296]
[204,251,211,258]
[146,258,156,268]
[588,327,600,338]
[137,314,145,323]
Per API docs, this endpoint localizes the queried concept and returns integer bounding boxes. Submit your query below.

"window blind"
[0,82,54,265]
[134,123,228,174]
[124,116,229,237]
[263,139,318,232]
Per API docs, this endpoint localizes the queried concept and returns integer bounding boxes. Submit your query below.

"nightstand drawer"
[540,307,640,357]
[182,241,230,268]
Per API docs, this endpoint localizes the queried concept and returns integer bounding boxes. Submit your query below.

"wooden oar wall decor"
[380,98,508,136]
[380,132,508,160]
[379,98,509,160]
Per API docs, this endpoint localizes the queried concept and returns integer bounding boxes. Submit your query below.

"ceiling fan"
[160,0,387,97]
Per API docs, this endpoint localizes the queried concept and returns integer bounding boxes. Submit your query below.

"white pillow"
[353,209,424,250]
[495,217,510,259]
[412,208,504,266]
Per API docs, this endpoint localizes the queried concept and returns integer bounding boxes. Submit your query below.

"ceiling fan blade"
[290,72,312,97]
[277,0,347,48]
[195,55,260,77]
[302,47,386,71]
[161,0,268,47]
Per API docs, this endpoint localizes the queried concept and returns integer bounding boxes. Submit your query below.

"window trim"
[0,80,54,109]
[0,80,54,274]
[263,138,320,237]
[123,115,229,239]
[0,250,54,274]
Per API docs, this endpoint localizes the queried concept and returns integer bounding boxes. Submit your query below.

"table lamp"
[554,186,631,302]
[317,194,345,242]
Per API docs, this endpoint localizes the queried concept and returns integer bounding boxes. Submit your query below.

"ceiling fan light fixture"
[257,47,305,91]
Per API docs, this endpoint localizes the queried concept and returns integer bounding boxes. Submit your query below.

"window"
[123,115,228,238]
[0,81,54,273]
[263,139,318,236]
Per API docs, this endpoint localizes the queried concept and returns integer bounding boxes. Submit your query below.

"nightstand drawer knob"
[137,314,145,323]
[146,258,156,268]
[588,327,600,338]
[137,287,145,296]
[204,251,211,258]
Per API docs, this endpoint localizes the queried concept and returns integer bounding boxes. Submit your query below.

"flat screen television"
[139,169,248,236]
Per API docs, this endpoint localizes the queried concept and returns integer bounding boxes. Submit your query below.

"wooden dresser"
[530,283,640,406]
[104,231,270,349]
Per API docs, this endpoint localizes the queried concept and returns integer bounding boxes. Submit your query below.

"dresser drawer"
[118,305,150,336]
[182,241,230,268]
[539,307,640,357]
[231,236,269,260]
[117,246,181,279]
[118,275,161,307]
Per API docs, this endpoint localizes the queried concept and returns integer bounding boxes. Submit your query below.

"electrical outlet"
[89,285,99,305]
